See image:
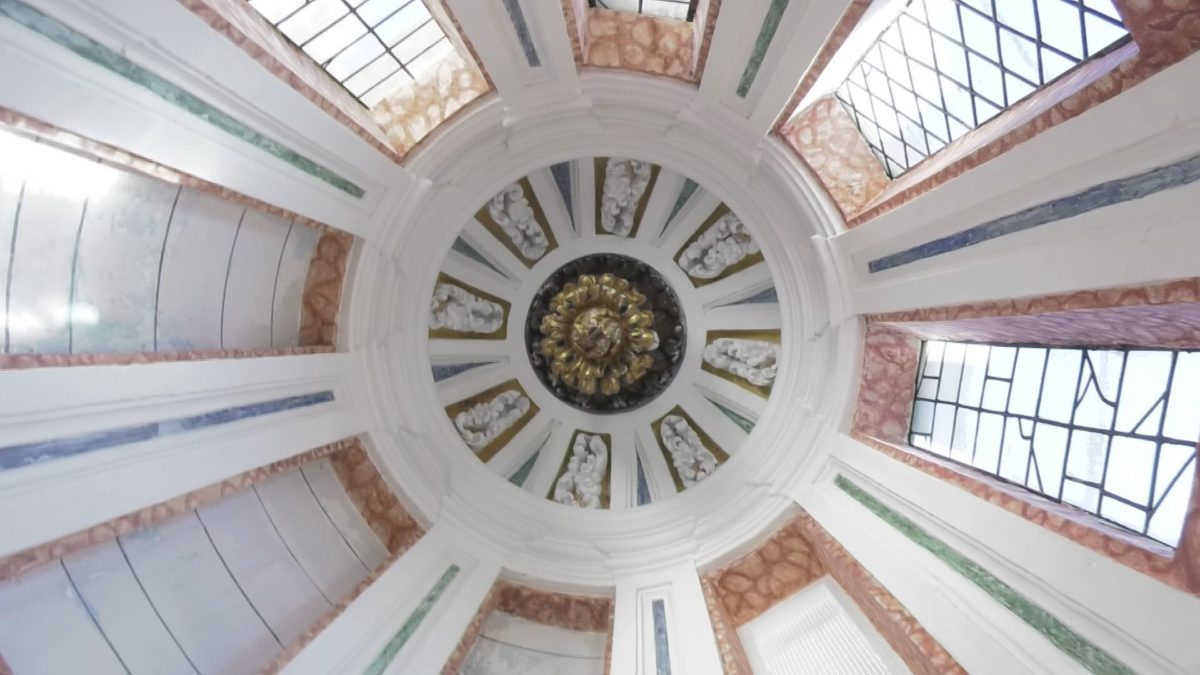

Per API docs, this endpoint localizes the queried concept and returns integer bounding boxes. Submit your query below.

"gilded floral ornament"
[539,274,660,396]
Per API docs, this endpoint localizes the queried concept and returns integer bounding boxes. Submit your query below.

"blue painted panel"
[0,391,334,470]
[432,361,494,382]
[550,163,574,227]
[652,598,671,675]
[502,0,540,67]
[869,152,1200,273]
[636,455,651,506]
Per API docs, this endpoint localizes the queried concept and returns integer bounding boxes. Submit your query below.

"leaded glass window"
[249,0,454,107]
[910,341,1199,547]
[837,0,1130,178]
[589,0,696,22]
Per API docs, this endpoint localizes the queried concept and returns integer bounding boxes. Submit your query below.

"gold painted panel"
[428,272,511,340]
[700,329,782,399]
[652,405,730,493]
[546,430,613,509]
[474,177,558,267]
[593,158,661,238]
[674,204,765,287]
[445,379,539,463]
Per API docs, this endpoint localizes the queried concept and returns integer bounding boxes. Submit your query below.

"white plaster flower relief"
[703,338,779,387]
[677,212,760,279]
[660,415,718,488]
[600,158,652,236]
[430,282,505,334]
[454,390,531,450]
[553,433,609,509]
[489,182,549,259]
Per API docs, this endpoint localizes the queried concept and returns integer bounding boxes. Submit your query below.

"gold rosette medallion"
[539,273,660,396]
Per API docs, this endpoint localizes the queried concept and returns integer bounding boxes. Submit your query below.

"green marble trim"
[834,475,1134,675]
[363,564,461,675]
[707,398,756,434]
[451,237,509,279]
[736,0,789,98]
[0,0,365,199]
[665,179,698,228]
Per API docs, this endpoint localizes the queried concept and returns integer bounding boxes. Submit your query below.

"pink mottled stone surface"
[562,0,589,64]
[298,230,353,348]
[440,580,614,673]
[851,324,921,445]
[700,575,753,675]
[774,0,873,130]
[798,512,966,675]
[328,442,426,556]
[585,8,695,81]
[176,0,399,161]
[709,514,826,627]
[0,438,359,582]
[372,52,490,156]
[692,0,723,80]
[853,278,1200,595]
[780,96,891,220]
[0,345,332,371]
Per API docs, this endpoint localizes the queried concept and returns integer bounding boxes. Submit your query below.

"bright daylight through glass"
[837,0,1129,177]
[249,0,454,107]
[911,340,1200,547]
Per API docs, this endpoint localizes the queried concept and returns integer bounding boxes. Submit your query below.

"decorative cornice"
[348,71,856,585]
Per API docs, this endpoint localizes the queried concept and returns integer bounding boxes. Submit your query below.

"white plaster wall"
[0,459,385,675]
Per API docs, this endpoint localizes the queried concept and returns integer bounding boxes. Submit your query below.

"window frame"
[907,338,1199,548]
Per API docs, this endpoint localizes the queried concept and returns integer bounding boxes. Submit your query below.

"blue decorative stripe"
[636,455,651,506]
[728,286,778,305]
[869,152,1200,273]
[432,361,494,382]
[363,564,460,675]
[502,0,540,67]
[551,162,574,227]
[651,598,671,675]
[0,391,334,470]
[0,0,366,199]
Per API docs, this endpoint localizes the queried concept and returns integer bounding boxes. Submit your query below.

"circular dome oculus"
[526,254,685,413]
[427,157,783,510]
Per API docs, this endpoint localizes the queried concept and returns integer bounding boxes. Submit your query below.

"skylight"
[249,0,455,108]
[836,0,1130,178]
[910,340,1199,547]
[589,0,695,22]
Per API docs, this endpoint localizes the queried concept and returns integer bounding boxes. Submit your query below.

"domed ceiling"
[427,157,783,509]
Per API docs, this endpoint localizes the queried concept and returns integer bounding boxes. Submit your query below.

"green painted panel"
[451,237,508,278]
[835,475,1134,675]
[363,564,461,675]
[0,0,366,198]
[736,0,790,98]
[708,398,755,434]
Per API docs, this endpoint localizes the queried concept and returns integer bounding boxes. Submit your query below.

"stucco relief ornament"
[677,212,760,279]
[553,433,609,509]
[703,338,779,387]
[430,282,504,334]
[660,415,718,487]
[539,273,660,396]
[600,158,652,236]
[489,182,549,259]
[454,390,530,450]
